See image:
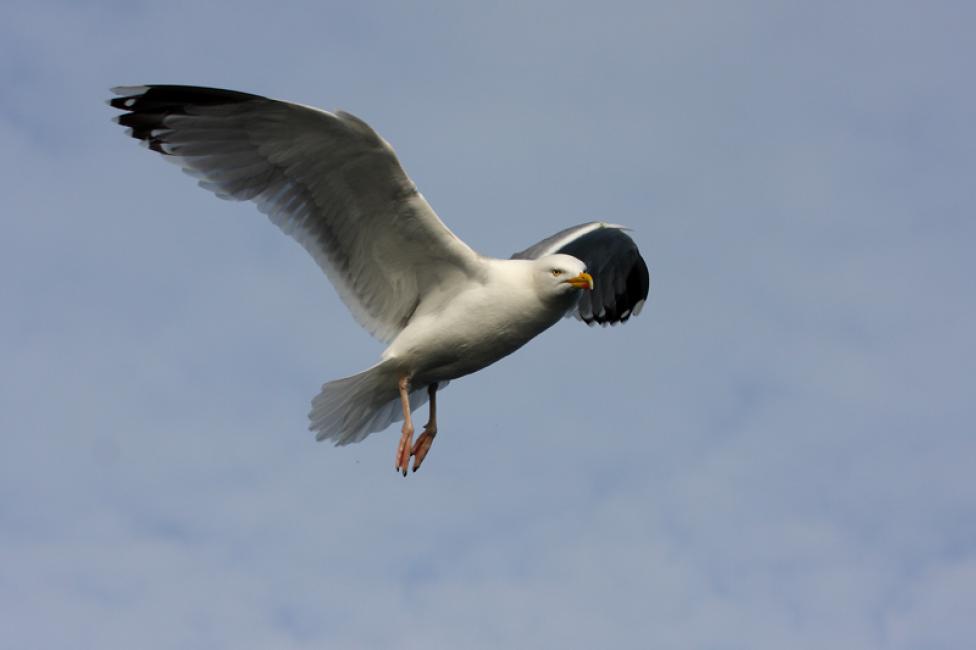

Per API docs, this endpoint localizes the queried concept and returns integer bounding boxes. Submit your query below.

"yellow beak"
[564,271,594,290]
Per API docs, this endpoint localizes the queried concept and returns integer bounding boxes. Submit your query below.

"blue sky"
[2,1,974,647]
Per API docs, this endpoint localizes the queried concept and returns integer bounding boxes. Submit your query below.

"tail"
[309,361,432,446]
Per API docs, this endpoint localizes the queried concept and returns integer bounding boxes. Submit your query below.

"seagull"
[110,85,650,475]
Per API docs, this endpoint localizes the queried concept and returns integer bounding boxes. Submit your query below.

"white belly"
[381,270,570,384]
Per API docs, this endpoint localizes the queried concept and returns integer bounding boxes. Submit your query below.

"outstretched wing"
[513,222,649,325]
[110,85,485,342]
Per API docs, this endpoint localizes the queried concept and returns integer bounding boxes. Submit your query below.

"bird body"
[110,85,649,473]
[313,255,589,446]
[384,256,584,384]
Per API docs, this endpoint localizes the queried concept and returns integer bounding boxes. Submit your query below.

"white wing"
[513,222,649,325]
[111,85,485,342]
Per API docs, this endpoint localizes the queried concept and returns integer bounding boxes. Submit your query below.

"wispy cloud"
[1,1,974,648]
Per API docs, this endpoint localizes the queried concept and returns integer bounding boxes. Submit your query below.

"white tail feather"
[309,362,437,446]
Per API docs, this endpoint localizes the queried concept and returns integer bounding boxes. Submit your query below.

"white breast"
[382,259,567,383]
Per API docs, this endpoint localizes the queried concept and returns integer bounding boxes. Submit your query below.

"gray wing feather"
[110,85,483,342]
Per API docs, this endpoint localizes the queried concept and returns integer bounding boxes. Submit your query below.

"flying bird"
[109,85,649,475]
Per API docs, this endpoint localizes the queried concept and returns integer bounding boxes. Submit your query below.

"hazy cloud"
[2,1,974,648]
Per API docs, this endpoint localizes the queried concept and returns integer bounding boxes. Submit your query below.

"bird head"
[534,254,593,299]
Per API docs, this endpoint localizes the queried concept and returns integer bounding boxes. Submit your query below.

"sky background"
[2,1,975,648]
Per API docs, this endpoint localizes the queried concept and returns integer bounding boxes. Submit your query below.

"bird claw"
[395,425,413,477]
[410,425,437,473]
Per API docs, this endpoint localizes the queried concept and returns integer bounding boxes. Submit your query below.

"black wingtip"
[558,227,650,326]
[108,84,264,112]
[108,84,267,152]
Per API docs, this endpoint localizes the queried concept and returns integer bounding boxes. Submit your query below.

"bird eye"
[551,269,563,277]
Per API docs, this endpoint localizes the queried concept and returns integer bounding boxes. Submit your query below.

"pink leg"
[411,383,438,472]
[394,376,414,476]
